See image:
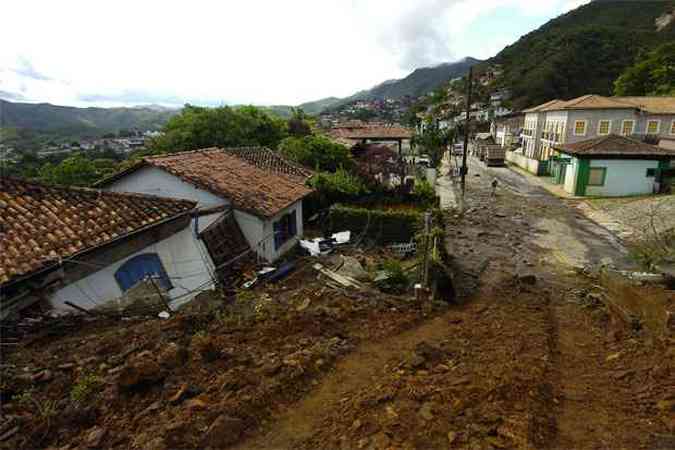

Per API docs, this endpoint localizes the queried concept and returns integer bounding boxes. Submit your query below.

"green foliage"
[38,153,101,186]
[413,179,437,207]
[280,135,352,172]
[151,104,288,153]
[413,122,453,168]
[309,168,369,205]
[287,108,312,137]
[17,389,58,418]
[0,99,175,139]
[376,259,409,294]
[70,372,103,405]
[492,1,675,109]
[328,205,421,245]
[614,42,675,96]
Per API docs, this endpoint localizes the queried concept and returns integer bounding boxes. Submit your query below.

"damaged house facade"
[97,147,314,264]
[0,177,228,318]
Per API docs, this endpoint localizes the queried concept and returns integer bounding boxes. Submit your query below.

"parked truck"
[484,145,506,167]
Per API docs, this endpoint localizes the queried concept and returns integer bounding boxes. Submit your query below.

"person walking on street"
[491,178,499,197]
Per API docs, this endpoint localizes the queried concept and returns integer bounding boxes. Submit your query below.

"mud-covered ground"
[1,158,673,450]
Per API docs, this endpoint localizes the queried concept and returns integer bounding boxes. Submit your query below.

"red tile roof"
[144,148,313,218]
[224,147,313,182]
[554,134,675,158]
[0,178,196,286]
[524,95,675,114]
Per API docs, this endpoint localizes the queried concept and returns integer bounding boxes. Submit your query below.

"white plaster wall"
[233,209,265,260]
[564,157,579,194]
[48,217,217,314]
[107,166,228,209]
[585,159,660,197]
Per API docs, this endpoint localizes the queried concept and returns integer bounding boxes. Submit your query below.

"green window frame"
[588,167,607,186]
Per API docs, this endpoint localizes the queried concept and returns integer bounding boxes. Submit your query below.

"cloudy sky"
[0,0,590,108]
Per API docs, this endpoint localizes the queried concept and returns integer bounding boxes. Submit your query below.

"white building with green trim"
[551,135,675,197]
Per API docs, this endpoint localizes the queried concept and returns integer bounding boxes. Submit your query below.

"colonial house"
[514,95,675,175]
[550,135,675,197]
[0,177,237,319]
[96,147,314,263]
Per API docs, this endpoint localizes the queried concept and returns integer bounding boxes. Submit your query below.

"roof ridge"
[145,147,222,160]
[2,176,197,207]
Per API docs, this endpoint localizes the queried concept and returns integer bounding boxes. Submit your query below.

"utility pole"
[461,66,473,196]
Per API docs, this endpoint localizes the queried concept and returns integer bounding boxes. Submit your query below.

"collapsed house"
[0,177,239,319]
[96,147,314,263]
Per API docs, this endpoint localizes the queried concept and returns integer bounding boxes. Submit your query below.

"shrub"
[328,205,422,245]
[70,372,103,405]
[413,180,437,207]
[376,259,410,293]
[280,135,352,172]
[310,169,370,205]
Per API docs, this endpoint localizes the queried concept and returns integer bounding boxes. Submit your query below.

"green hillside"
[491,0,675,109]
[0,100,178,137]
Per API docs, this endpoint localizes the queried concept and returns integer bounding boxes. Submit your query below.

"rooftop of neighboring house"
[524,95,675,115]
[554,134,675,159]
[0,177,196,287]
[98,148,314,219]
[224,147,314,183]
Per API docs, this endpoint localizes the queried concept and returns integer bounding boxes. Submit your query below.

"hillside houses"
[511,95,675,176]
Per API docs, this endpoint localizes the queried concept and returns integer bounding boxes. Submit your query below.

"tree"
[38,153,100,186]
[614,43,675,96]
[151,104,288,153]
[413,121,454,169]
[279,135,352,172]
[288,108,312,137]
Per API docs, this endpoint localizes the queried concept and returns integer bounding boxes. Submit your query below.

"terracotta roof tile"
[145,148,313,218]
[616,97,675,114]
[554,134,675,158]
[224,147,314,182]
[0,178,196,286]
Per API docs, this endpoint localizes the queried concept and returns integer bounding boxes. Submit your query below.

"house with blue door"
[0,177,225,319]
[96,147,314,263]
[551,135,675,197]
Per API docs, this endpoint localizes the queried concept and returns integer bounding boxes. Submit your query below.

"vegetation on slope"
[491,1,675,109]
[614,42,675,96]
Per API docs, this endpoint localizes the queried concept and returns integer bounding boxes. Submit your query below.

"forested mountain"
[321,57,482,112]
[0,100,178,136]
[490,0,675,109]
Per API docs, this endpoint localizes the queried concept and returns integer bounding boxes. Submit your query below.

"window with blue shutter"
[273,211,298,251]
[114,253,173,292]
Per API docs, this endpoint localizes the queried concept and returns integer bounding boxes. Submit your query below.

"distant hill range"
[489,0,675,110]
[0,99,178,136]
[297,58,482,114]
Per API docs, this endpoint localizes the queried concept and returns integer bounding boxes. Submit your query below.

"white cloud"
[0,0,590,107]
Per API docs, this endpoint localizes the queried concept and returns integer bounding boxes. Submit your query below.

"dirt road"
[231,159,672,449]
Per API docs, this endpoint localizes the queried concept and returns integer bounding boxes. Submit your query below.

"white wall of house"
[564,157,579,194]
[48,218,218,314]
[585,159,660,197]
[107,166,228,209]
[105,167,300,262]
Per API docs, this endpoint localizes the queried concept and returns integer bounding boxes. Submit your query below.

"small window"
[574,121,587,136]
[588,167,607,186]
[273,211,298,250]
[598,120,611,135]
[646,120,660,135]
[115,253,172,293]
[646,168,657,177]
[621,120,635,136]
